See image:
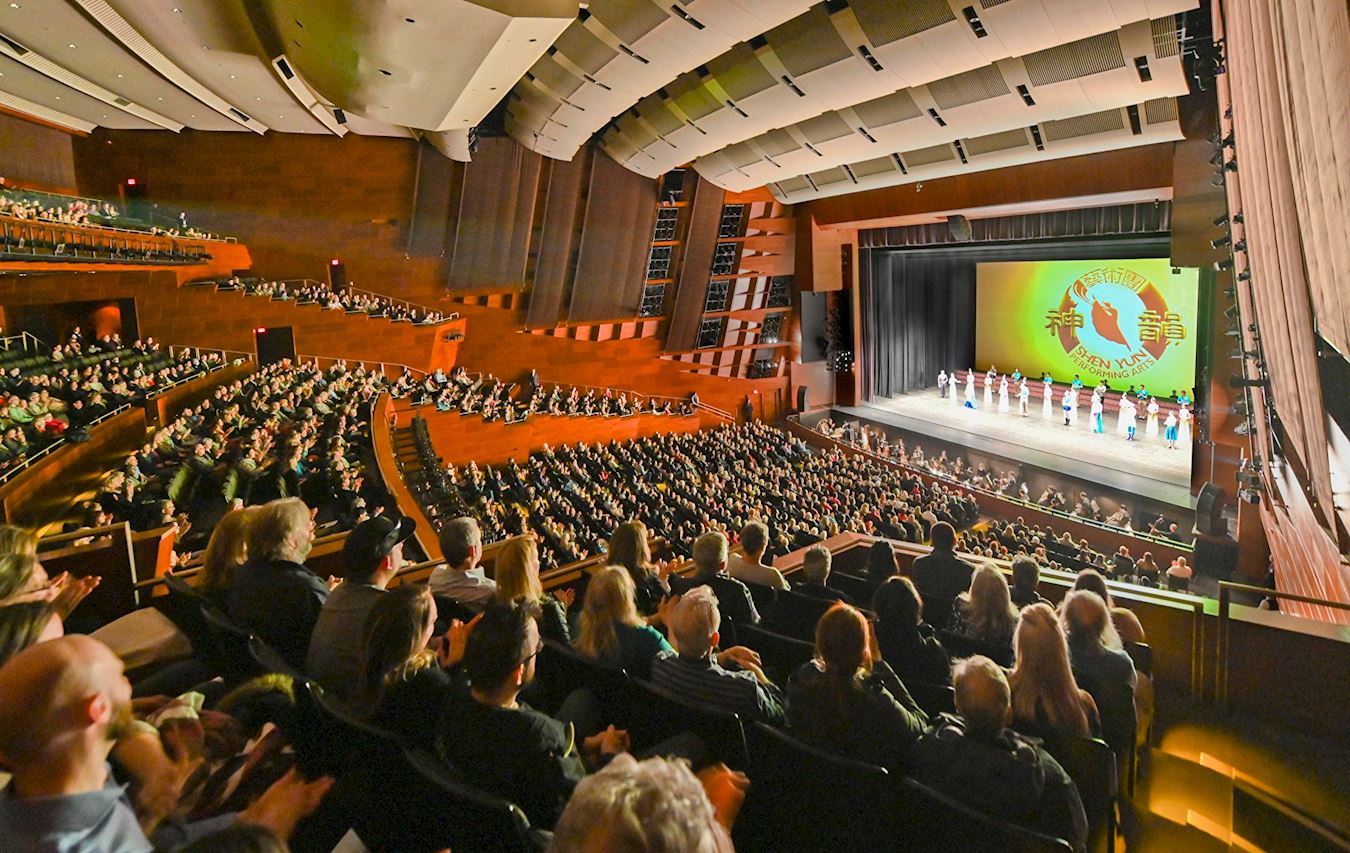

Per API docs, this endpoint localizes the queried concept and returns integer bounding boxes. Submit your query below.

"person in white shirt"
[983,372,994,409]
[1090,392,1105,433]
[1042,375,1054,419]
[1178,405,1193,444]
[725,521,789,591]
[1018,380,1030,416]
[1145,398,1160,439]
[937,369,949,398]
[997,376,1010,413]
[964,370,977,407]
[428,516,496,609]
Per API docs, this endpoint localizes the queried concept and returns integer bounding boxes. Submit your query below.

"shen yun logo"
[1044,266,1186,381]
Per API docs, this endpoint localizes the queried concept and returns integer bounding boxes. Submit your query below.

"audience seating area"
[1,186,222,240]
[188,275,454,325]
[0,337,223,479]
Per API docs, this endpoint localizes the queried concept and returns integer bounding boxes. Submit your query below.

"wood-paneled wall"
[0,114,77,193]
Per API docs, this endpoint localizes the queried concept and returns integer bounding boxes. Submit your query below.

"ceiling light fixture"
[67,43,76,48]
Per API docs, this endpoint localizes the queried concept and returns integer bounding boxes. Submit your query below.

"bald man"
[911,656,1087,851]
[0,636,330,851]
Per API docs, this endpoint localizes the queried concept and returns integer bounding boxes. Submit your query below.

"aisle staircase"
[392,425,422,477]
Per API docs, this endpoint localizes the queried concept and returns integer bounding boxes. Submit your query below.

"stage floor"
[836,392,1194,509]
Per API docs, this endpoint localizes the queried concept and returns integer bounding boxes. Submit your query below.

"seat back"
[905,679,956,717]
[725,621,814,686]
[533,638,630,718]
[402,749,535,853]
[898,777,1075,853]
[828,571,875,604]
[199,603,263,686]
[1124,641,1153,678]
[248,635,307,682]
[295,680,402,779]
[764,589,834,641]
[736,722,895,852]
[1079,676,1138,797]
[741,578,778,614]
[938,629,1015,667]
[161,574,213,661]
[1041,732,1117,851]
[624,678,749,770]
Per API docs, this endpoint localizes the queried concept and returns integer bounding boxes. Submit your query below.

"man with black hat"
[305,513,417,703]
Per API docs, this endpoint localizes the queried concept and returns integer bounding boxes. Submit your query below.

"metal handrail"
[539,378,690,407]
[0,332,47,353]
[295,353,427,380]
[166,345,255,364]
[0,186,233,241]
[1215,581,1350,708]
[790,414,1195,552]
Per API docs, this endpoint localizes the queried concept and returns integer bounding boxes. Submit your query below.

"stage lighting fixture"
[1224,327,1242,336]
[1237,270,1251,282]
[1211,234,1232,249]
[1211,172,1226,187]
[1233,399,1249,417]
[1233,239,1247,253]
[1233,211,1244,224]
[1213,213,1229,227]
[1220,133,1236,149]
[1209,149,1225,166]
[1224,159,1239,172]
[1224,304,1240,319]
[1223,287,1236,297]
[1233,420,1251,436]
[1230,377,1269,391]
[1214,256,1234,270]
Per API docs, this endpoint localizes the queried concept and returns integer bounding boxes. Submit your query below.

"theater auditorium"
[0,1,1344,851]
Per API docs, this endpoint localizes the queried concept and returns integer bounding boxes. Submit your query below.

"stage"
[836,391,1195,510]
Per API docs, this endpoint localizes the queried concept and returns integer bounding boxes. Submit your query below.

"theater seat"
[898,777,1075,853]
[621,678,749,771]
[764,589,834,641]
[723,621,814,686]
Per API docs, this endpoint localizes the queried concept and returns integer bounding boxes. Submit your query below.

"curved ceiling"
[0,0,1202,206]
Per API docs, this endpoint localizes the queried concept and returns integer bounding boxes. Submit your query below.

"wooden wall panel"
[0,114,77,192]
[526,153,588,329]
[401,406,703,469]
[448,137,541,290]
[664,176,723,353]
[569,153,657,322]
[406,141,460,258]
[71,129,441,294]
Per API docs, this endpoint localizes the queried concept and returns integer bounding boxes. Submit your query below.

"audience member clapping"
[573,565,674,679]
[1008,603,1101,739]
[870,577,952,687]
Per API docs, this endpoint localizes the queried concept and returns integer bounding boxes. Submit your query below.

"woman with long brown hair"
[197,507,258,609]
[606,520,669,616]
[357,584,471,746]
[785,603,928,770]
[1008,603,1100,739]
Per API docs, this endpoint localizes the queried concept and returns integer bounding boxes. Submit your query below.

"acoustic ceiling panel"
[600,0,1197,179]
[770,99,1183,202]
[693,17,1188,192]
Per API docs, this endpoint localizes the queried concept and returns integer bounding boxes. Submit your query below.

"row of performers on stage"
[936,367,1193,447]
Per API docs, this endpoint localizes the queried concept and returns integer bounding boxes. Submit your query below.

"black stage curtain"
[861,250,975,398]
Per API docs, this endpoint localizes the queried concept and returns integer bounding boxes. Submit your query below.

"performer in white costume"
[997,376,1010,413]
[964,370,977,407]
[1090,392,1105,433]
[983,372,993,409]
[937,369,949,398]
[1122,397,1138,441]
[1178,405,1193,444]
[1042,375,1054,419]
[951,371,961,407]
[1067,388,1080,425]
[1117,395,1132,436]
[1018,380,1030,416]
[1164,410,1179,449]
[1061,387,1074,426]
[1145,398,1160,438]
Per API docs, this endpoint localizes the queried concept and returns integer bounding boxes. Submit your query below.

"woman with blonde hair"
[574,565,672,678]
[197,506,258,610]
[1008,603,1100,739]
[494,535,572,642]
[952,564,1019,664]
[606,520,669,615]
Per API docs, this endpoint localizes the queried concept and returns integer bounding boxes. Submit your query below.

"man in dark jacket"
[670,531,760,625]
[912,656,1088,851]
[910,522,974,630]
[792,545,856,606]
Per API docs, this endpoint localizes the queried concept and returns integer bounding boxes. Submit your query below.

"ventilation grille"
[799,112,853,144]
[927,65,1010,110]
[766,6,852,77]
[1023,31,1126,86]
[850,155,899,178]
[852,90,923,128]
[902,143,957,167]
[978,0,1016,7]
[1143,97,1178,125]
[963,127,1031,156]
[850,0,957,46]
[1041,107,1125,141]
[1151,16,1182,58]
[709,44,778,101]
[0,33,29,55]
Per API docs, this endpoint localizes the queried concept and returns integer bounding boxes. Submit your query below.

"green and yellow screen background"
[975,258,1200,393]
